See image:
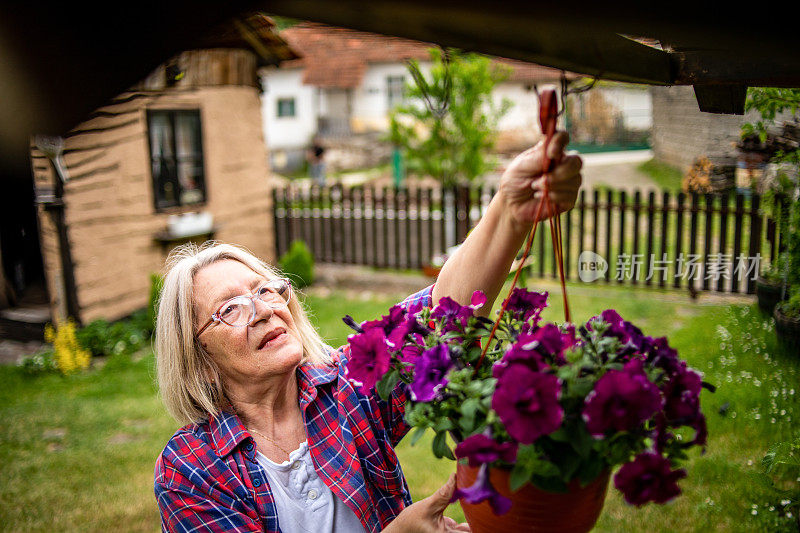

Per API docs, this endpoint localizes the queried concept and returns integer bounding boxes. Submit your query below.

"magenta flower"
[450,463,512,515]
[590,309,650,355]
[431,296,474,333]
[346,328,391,394]
[455,434,518,467]
[661,362,703,423]
[505,288,548,324]
[531,323,577,365]
[410,344,453,401]
[614,452,686,506]
[493,334,546,379]
[582,359,663,436]
[492,366,563,444]
[362,305,407,338]
[388,311,431,349]
[470,290,487,310]
[398,334,425,363]
[645,336,680,375]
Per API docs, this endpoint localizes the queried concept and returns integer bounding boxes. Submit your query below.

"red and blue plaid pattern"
[155,285,434,532]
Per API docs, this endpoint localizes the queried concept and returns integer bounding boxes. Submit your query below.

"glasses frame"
[196,278,292,337]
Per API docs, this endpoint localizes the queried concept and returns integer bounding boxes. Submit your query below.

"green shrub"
[777,287,800,317]
[17,348,57,375]
[76,317,149,358]
[279,240,315,288]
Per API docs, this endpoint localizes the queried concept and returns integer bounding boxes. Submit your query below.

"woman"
[154,132,582,532]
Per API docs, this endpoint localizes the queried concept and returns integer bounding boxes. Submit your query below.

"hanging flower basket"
[342,289,712,529]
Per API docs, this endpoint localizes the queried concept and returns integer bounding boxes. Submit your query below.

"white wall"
[352,62,432,132]
[599,86,652,130]
[261,68,317,151]
[492,82,557,134]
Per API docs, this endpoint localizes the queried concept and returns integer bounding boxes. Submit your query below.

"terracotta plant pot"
[422,265,442,278]
[456,463,610,533]
[756,277,788,314]
[774,304,800,352]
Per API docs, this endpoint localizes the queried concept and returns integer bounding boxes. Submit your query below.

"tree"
[389,48,512,187]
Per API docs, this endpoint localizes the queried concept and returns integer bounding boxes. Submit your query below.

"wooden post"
[645,190,655,286]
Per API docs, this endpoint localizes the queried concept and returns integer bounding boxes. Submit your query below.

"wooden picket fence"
[273,184,789,294]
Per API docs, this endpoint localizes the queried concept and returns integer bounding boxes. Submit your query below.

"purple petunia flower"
[387,311,431,349]
[645,336,681,375]
[582,359,663,436]
[492,366,563,444]
[590,309,651,355]
[362,305,407,340]
[450,463,513,515]
[661,362,703,423]
[398,333,425,363]
[346,328,392,394]
[505,288,548,325]
[493,333,547,379]
[410,344,453,402]
[455,434,518,467]
[470,290,487,311]
[614,452,687,506]
[430,296,474,333]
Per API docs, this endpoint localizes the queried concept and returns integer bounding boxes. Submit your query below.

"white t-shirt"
[255,441,368,533]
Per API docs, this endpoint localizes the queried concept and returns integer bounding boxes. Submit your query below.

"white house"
[260,23,574,173]
[260,22,652,173]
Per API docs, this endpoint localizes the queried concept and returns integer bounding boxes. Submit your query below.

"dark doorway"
[1,174,48,308]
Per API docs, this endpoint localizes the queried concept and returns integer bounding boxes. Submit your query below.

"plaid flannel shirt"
[155,285,433,533]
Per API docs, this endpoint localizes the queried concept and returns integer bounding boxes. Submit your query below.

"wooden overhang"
[2,1,800,178]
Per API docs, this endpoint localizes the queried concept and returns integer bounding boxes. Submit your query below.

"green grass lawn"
[0,281,797,531]
[637,158,685,192]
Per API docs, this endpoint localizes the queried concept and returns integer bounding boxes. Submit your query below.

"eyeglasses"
[196,278,292,337]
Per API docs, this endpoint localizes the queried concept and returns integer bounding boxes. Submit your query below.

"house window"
[147,110,206,210]
[277,98,296,117]
[387,76,406,109]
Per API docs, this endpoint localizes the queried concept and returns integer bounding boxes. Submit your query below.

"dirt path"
[579,150,660,192]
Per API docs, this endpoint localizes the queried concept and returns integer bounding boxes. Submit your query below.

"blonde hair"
[155,241,331,425]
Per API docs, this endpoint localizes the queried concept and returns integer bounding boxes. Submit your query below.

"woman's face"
[193,259,304,388]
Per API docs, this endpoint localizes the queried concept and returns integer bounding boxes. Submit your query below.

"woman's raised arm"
[431,131,582,315]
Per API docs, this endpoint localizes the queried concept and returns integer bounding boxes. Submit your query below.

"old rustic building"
[28,14,297,325]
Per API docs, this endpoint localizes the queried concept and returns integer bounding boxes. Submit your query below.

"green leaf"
[376,369,400,401]
[577,458,605,486]
[432,431,455,460]
[509,462,533,492]
[568,423,594,459]
[434,419,455,432]
[548,428,570,442]
[531,475,569,494]
[409,426,428,447]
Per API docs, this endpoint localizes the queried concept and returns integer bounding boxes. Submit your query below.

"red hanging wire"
[474,88,571,372]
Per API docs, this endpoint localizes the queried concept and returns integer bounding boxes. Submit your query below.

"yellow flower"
[46,320,91,374]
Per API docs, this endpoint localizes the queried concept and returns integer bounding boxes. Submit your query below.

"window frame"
[386,75,406,110]
[146,109,207,212]
[276,97,296,118]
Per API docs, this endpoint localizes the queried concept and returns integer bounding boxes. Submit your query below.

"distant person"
[308,138,326,186]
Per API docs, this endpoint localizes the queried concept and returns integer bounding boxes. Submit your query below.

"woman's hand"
[383,474,471,532]
[499,131,582,228]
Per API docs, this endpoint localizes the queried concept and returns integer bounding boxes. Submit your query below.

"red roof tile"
[279,22,569,88]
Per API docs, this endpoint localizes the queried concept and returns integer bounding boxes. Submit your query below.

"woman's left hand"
[382,474,471,532]
[499,131,582,227]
